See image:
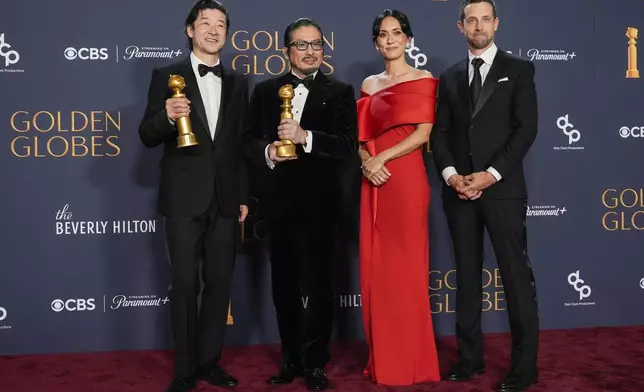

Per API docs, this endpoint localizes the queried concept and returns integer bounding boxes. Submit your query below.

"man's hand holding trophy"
[268,84,307,163]
[167,74,198,148]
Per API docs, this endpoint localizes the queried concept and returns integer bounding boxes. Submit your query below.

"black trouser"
[444,196,539,372]
[268,218,336,370]
[163,195,237,378]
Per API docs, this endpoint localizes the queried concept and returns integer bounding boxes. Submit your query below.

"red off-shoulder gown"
[358,78,441,386]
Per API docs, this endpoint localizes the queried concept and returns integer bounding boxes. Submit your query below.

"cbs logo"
[64,47,108,61]
[619,126,644,138]
[51,298,96,312]
[0,306,6,321]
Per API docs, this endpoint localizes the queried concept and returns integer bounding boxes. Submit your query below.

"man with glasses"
[243,17,358,392]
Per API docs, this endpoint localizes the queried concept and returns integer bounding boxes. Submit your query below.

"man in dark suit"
[138,1,248,391]
[430,1,539,391]
[243,17,358,392]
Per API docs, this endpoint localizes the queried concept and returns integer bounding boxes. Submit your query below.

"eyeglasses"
[288,40,324,51]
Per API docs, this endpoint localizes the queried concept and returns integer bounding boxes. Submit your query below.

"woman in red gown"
[357,9,441,386]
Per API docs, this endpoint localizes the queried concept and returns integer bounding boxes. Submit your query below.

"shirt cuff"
[264,144,275,170]
[303,130,313,153]
[441,166,458,185]
[486,166,502,182]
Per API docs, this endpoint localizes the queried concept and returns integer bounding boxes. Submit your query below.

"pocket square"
[498,77,509,82]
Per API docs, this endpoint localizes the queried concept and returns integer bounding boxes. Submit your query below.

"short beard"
[467,34,493,50]
[300,66,319,75]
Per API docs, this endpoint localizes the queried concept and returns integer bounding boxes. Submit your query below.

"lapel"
[212,66,235,143]
[472,49,508,118]
[178,57,211,143]
[455,59,471,116]
[299,71,330,129]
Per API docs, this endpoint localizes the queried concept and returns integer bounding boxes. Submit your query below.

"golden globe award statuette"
[168,74,199,147]
[276,84,298,158]
[626,27,639,79]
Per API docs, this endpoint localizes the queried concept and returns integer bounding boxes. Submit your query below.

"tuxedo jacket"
[138,56,249,217]
[431,50,538,199]
[243,72,358,221]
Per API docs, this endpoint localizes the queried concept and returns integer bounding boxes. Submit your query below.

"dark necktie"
[198,63,223,77]
[292,75,314,89]
[470,57,484,109]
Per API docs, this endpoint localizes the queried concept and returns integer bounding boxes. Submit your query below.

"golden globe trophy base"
[627,70,640,78]
[276,140,297,158]
[177,133,198,148]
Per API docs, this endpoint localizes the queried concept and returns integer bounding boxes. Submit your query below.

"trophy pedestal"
[177,133,198,148]
[627,70,640,78]
[276,141,297,158]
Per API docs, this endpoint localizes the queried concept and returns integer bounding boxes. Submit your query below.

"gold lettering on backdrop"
[601,188,644,231]
[10,110,121,158]
[429,269,505,314]
[231,30,335,76]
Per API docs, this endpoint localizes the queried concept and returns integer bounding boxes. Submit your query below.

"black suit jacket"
[431,49,538,199]
[243,72,358,221]
[138,56,249,217]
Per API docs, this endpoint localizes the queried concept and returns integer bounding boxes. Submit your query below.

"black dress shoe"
[304,368,329,391]
[446,361,485,381]
[498,368,538,392]
[165,376,196,392]
[267,364,302,384]
[200,365,238,388]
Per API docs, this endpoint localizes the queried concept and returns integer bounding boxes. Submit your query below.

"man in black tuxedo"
[243,17,357,392]
[138,1,249,391]
[431,1,539,391]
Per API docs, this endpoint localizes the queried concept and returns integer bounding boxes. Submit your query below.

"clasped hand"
[362,155,390,187]
[268,119,307,163]
[449,172,497,200]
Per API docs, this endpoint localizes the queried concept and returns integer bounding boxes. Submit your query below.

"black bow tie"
[198,63,223,77]
[291,74,314,89]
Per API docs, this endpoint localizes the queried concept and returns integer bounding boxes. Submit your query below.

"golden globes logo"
[601,188,644,231]
[10,110,121,158]
[626,27,639,79]
[230,30,335,76]
[429,268,505,314]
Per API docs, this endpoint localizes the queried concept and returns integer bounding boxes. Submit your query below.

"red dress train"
[358,78,441,386]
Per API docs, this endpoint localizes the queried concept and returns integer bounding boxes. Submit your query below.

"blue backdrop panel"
[1,0,643,355]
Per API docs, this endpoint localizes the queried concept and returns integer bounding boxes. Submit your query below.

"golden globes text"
[601,188,644,231]
[231,30,335,75]
[429,268,506,314]
[10,110,121,158]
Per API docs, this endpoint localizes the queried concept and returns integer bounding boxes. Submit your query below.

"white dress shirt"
[441,42,502,184]
[264,71,315,169]
[190,52,222,140]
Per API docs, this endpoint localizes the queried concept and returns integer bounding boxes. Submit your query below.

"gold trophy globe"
[168,74,199,147]
[276,84,298,158]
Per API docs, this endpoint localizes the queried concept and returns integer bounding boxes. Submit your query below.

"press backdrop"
[1,0,644,355]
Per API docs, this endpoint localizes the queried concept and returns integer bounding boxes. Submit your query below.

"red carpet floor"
[1,327,643,392]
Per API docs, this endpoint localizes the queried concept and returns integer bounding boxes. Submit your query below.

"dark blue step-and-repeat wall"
[1,0,643,355]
